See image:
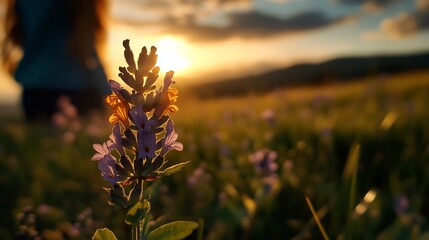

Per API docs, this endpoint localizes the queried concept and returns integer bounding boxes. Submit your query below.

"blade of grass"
[305,196,330,240]
[197,218,204,240]
[342,143,360,238]
[343,144,360,220]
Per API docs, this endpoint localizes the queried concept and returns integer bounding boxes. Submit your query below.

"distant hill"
[189,52,429,98]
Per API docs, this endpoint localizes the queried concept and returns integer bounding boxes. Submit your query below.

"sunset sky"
[1,0,429,105]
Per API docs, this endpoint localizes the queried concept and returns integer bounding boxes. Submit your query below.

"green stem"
[141,213,151,240]
[139,179,145,201]
[138,179,144,240]
[132,225,137,240]
[197,218,205,240]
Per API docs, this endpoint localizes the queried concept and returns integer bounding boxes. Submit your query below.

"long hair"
[1,0,108,75]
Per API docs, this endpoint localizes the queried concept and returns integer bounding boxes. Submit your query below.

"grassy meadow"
[1,70,429,239]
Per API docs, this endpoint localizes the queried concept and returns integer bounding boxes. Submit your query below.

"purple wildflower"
[98,157,120,184]
[130,106,155,131]
[136,129,157,160]
[91,142,114,161]
[91,40,188,214]
[129,106,158,159]
[261,109,275,124]
[109,123,125,156]
[92,142,121,184]
[160,120,183,156]
[186,163,210,188]
[249,150,278,175]
[394,195,409,215]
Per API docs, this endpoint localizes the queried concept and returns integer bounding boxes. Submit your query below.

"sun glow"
[155,37,190,73]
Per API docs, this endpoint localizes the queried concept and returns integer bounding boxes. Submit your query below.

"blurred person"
[1,0,110,121]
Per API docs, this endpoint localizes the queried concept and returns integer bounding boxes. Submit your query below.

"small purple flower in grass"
[249,149,278,175]
[160,120,183,156]
[249,150,280,198]
[261,108,275,125]
[394,195,409,215]
[187,163,210,188]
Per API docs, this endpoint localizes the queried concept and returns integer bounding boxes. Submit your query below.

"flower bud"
[120,155,134,174]
[115,163,129,177]
[134,158,144,176]
[128,181,142,207]
[109,184,129,208]
[152,156,164,171]
[124,129,137,147]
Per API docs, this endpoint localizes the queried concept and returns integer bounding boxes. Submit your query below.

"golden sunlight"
[155,37,190,73]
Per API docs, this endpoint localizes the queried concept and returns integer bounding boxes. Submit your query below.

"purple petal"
[130,106,149,130]
[110,124,125,155]
[136,130,157,159]
[98,158,118,184]
[169,142,183,151]
[93,144,105,154]
[109,80,122,92]
[91,153,104,161]
[164,132,178,146]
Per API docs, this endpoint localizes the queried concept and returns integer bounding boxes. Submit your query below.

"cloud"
[417,0,429,11]
[379,0,429,38]
[110,0,253,27]
[110,0,350,42]
[163,10,348,41]
[111,0,252,20]
[381,13,418,38]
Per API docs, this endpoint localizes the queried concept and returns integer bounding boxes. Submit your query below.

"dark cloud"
[336,0,401,9]
[164,11,347,41]
[337,0,396,3]
[231,11,336,31]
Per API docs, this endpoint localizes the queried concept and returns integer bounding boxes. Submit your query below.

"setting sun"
[155,37,190,73]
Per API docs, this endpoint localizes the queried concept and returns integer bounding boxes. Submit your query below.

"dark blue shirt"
[14,0,109,95]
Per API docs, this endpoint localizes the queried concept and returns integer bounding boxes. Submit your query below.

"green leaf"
[162,161,190,177]
[148,221,198,240]
[125,199,151,225]
[92,228,117,240]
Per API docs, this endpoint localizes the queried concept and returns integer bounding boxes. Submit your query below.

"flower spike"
[91,39,196,240]
[93,39,187,192]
